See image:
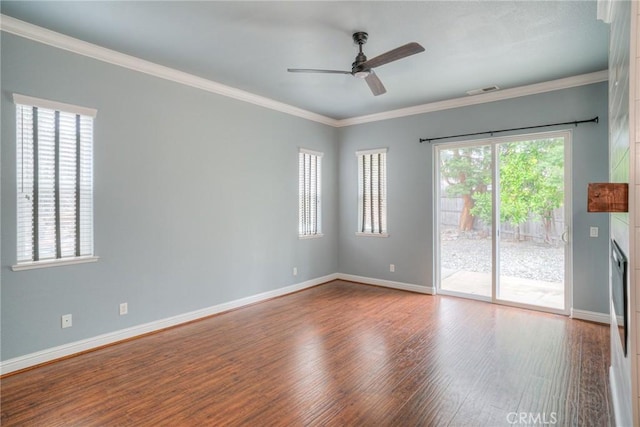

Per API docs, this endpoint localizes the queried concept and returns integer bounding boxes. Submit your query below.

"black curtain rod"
[419,116,599,143]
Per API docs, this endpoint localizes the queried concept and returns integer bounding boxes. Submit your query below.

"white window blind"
[299,149,322,236]
[357,148,387,235]
[15,94,95,264]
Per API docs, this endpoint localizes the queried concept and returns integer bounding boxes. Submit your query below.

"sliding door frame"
[433,129,573,316]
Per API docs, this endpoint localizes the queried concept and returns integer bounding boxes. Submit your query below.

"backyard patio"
[440,235,565,309]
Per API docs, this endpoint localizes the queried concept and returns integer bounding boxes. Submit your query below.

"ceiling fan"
[287,32,425,96]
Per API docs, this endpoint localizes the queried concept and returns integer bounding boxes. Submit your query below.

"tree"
[471,138,564,242]
[440,146,492,231]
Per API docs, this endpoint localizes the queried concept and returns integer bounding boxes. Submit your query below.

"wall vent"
[466,85,501,96]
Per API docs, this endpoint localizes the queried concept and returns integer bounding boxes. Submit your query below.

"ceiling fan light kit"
[288,31,425,96]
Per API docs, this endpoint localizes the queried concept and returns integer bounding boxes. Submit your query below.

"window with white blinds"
[357,148,388,236]
[14,94,96,267]
[299,149,322,237]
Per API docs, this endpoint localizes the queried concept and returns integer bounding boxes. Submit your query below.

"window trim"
[355,231,389,238]
[355,148,387,157]
[299,233,324,240]
[13,93,97,270]
[356,147,388,237]
[12,256,99,272]
[13,94,97,118]
[298,148,323,238]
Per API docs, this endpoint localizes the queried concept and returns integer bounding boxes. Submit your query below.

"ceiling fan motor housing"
[352,55,368,73]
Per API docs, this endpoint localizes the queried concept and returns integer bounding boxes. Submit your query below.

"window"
[357,148,387,236]
[14,94,97,270]
[299,149,322,237]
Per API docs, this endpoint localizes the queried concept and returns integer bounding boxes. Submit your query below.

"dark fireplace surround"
[611,239,628,355]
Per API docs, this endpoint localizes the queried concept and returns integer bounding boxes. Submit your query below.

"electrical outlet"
[293,267,298,276]
[61,314,72,328]
[390,264,395,272]
[119,302,128,316]
[590,226,599,238]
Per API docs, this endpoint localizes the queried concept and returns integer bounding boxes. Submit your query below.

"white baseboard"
[609,366,632,427]
[337,273,434,294]
[569,308,610,324]
[0,274,511,375]
[0,273,339,376]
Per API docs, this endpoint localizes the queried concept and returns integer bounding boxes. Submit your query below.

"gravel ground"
[441,235,564,283]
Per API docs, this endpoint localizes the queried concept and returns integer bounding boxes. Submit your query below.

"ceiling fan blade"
[287,68,352,74]
[365,72,386,96]
[360,42,425,70]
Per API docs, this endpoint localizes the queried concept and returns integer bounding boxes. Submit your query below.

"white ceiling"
[1,1,609,120]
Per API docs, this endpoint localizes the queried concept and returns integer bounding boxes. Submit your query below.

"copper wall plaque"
[587,183,629,212]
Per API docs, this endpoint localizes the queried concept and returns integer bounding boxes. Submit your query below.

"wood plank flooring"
[0,280,614,426]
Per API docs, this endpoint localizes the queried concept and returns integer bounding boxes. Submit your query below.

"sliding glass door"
[435,131,570,314]
[438,144,493,298]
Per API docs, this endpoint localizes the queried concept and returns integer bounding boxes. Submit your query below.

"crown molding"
[1,14,608,129]
[0,14,339,127]
[335,70,609,127]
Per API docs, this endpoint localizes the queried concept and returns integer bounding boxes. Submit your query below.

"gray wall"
[0,31,612,364]
[1,34,339,360]
[337,82,610,314]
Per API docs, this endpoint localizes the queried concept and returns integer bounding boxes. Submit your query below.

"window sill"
[12,256,99,271]
[355,232,389,238]
[299,233,324,240]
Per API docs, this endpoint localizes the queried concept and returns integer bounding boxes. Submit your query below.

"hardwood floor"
[1,280,613,426]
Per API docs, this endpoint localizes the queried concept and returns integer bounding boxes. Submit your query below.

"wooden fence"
[440,197,565,244]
